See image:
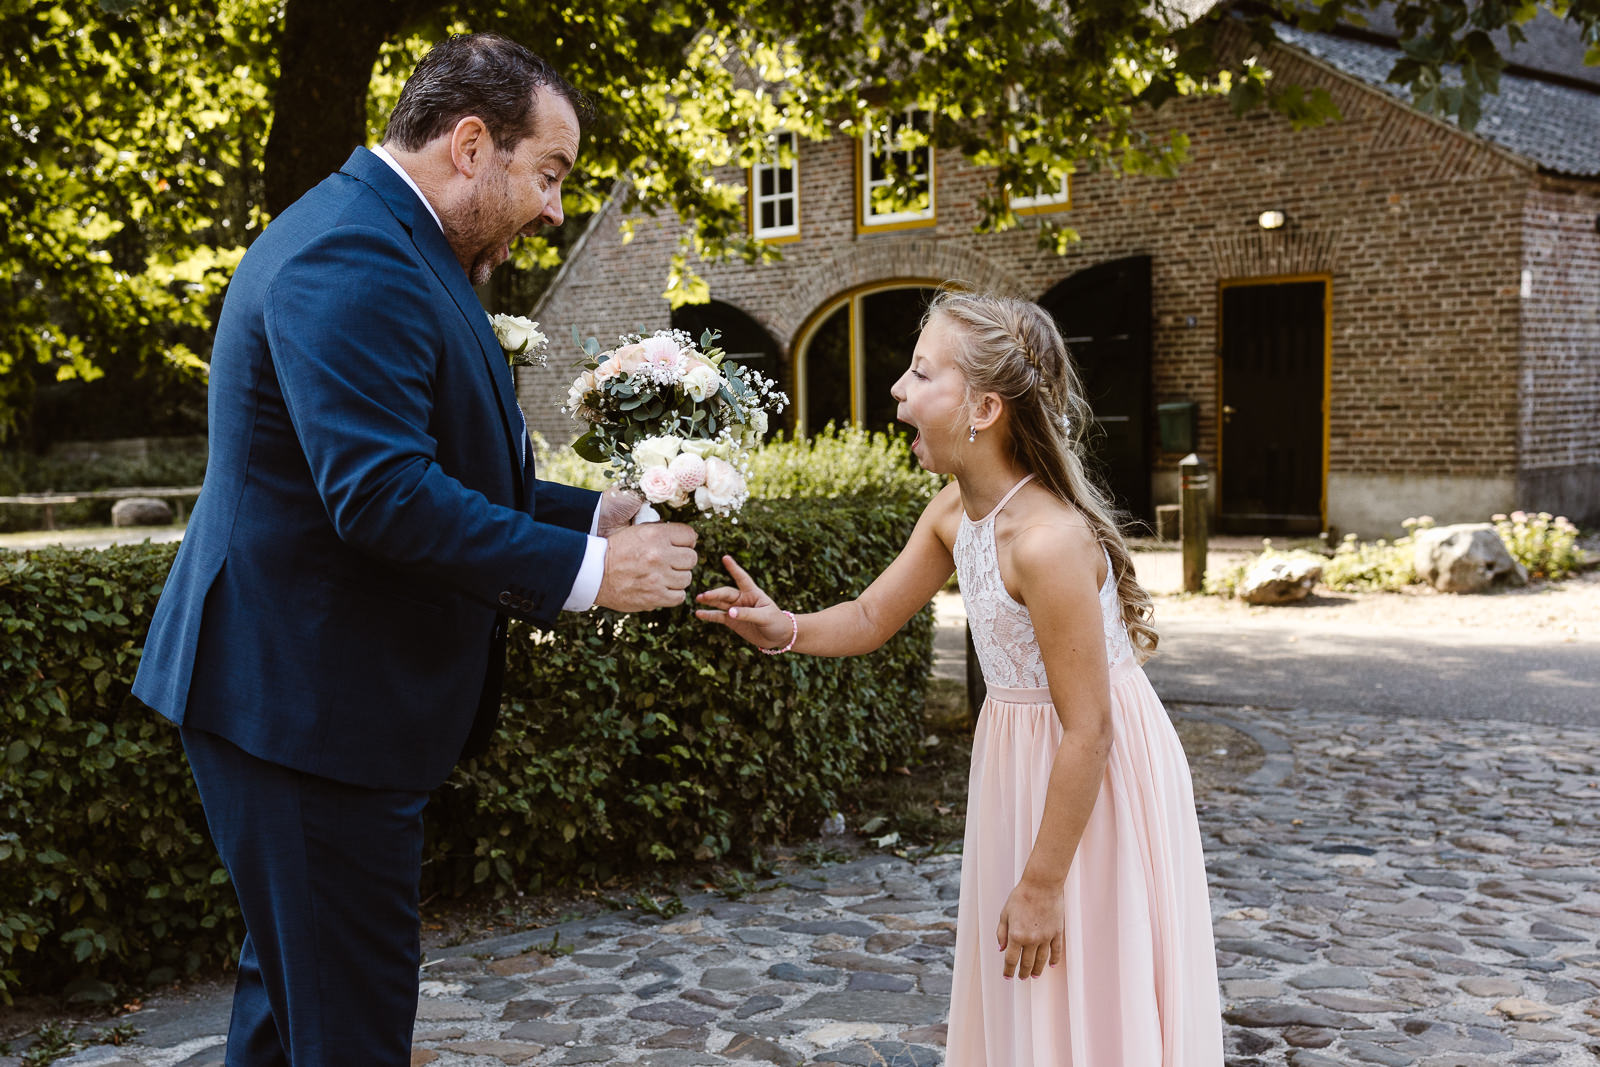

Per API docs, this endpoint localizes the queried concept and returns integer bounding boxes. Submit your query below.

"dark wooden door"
[1038,256,1153,523]
[1219,280,1327,533]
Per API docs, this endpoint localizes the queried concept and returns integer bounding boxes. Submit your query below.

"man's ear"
[970,392,1005,433]
[448,116,490,178]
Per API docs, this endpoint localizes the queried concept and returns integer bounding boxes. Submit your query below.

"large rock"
[1412,524,1527,593]
[111,497,174,527]
[1238,554,1323,605]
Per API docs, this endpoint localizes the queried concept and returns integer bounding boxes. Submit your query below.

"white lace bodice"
[953,475,1133,690]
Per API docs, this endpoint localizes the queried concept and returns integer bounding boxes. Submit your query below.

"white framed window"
[857,108,936,231]
[1009,172,1071,214]
[1006,88,1071,215]
[749,130,800,241]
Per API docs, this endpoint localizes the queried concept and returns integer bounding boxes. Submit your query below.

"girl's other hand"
[996,878,1064,981]
[694,554,791,649]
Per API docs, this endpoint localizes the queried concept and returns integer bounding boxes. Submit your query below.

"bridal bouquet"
[563,328,788,519]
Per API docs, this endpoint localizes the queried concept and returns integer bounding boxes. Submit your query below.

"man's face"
[454,87,580,286]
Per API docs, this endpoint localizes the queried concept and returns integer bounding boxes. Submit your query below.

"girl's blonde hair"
[927,289,1158,661]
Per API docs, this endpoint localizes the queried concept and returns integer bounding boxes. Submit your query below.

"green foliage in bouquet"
[0,430,938,999]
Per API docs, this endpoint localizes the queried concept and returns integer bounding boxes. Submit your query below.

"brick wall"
[1517,177,1600,522]
[522,42,1598,526]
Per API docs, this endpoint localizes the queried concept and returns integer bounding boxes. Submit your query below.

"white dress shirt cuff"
[562,535,607,612]
[561,502,608,612]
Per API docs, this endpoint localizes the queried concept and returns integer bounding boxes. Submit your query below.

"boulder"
[111,497,174,527]
[1238,554,1323,605]
[1412,524,1527,593]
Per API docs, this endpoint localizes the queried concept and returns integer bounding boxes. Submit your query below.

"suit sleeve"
[263,224,588,626]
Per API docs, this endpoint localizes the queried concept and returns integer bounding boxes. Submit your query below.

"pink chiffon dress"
[945,474,1224,1065]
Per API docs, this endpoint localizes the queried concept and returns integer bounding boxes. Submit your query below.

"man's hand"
[597,488,645,539]
[594,522,699,612]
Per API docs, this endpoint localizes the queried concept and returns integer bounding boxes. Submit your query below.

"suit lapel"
[340,148,528,509]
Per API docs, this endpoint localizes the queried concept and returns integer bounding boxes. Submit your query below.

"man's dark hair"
[383,33,592,153]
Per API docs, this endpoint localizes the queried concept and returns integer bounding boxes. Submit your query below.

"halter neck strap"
[973,473,1036,523]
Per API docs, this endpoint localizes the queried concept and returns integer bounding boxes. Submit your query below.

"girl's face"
[892,315,971,473]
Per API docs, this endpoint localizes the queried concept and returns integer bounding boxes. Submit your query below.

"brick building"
[520,17,1600,537]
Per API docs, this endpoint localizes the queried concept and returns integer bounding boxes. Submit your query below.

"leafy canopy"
[4,0,1597,440]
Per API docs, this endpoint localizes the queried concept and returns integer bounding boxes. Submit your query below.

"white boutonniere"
[490,313,549,367]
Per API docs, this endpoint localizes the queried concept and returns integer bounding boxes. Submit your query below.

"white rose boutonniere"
[490,313,549,367]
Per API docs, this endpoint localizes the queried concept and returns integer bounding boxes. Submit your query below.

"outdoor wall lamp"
[1257,210,1287,230]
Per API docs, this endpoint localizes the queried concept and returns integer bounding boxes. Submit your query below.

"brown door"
[1219,279,1327,533]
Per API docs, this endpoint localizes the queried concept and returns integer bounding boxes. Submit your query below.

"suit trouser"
[181,726,429,1067]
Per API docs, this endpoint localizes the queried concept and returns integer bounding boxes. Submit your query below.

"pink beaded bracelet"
[761,610,797,655]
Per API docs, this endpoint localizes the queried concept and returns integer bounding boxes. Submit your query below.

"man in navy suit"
[132,34,696,1065]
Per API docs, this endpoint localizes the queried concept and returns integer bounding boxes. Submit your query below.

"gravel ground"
[1153,568,1600,640]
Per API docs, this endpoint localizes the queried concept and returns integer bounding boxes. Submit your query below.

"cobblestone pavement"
[30,702,1600,1067]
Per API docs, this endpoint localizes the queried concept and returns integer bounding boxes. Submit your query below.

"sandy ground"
[1147,559,1600,640]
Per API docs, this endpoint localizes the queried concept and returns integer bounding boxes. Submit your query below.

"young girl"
[695,291,1223,1064]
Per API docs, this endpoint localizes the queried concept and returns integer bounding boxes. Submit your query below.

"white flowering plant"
[490,313,549,367]
[563,327,789,520]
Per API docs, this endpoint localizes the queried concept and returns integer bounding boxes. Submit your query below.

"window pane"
[779,201,794,228]
[761,202,776,230]
[760,168,776,197]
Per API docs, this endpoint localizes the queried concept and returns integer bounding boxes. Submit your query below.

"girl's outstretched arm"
[695,483,960,657]
[994,519,1116,982]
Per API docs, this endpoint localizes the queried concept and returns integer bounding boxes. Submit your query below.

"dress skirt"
[944,660,1224,1066]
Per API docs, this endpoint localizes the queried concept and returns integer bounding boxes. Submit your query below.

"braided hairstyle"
[926,289,1158,661]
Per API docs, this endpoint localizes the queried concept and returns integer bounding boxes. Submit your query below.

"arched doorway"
[670,299,793,434]
[792,282,943,434]
[1038,257,1154,523]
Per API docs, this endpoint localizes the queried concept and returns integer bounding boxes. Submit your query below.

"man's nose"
[542,190,564,228]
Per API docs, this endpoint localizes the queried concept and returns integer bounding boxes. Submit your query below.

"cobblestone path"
[33,704,1600,1067]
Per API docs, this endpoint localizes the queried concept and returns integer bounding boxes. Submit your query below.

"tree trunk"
[263,0,421,216]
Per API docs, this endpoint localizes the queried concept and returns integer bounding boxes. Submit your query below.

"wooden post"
[1179,453,1209,593]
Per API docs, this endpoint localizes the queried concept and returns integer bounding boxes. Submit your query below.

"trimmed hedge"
[0,492,932,1001]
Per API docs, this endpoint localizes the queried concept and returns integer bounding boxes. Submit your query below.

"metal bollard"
[1179,453,1209,593]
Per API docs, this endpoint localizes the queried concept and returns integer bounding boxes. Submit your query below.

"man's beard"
[448,169,516,286]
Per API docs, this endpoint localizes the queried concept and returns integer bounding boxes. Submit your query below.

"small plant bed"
[1204,512,1591,599]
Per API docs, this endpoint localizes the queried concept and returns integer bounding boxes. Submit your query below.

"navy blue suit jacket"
[134,147,599,791]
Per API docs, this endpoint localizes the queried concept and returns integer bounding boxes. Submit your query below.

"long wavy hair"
[927,289,1158,661]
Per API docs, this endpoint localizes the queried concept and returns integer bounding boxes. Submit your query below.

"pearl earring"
[968,426,978,443]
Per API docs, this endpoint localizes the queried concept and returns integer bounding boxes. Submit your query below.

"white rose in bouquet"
[682,363,722,403]
[632,435,682,469]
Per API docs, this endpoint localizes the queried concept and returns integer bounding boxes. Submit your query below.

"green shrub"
[0,436,936,1000]
[1206,512,1589,597]
[1320,530,1417,592]
[428,496,933,895]
[1492,510,1584,580]
[0,544,227,1003]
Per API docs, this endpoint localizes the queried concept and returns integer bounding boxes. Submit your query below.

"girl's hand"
[996,878,1064,980]
[694,555,792,649]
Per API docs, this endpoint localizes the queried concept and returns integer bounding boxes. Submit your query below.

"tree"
[1,0,274,446]
[4,0,1596,444]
